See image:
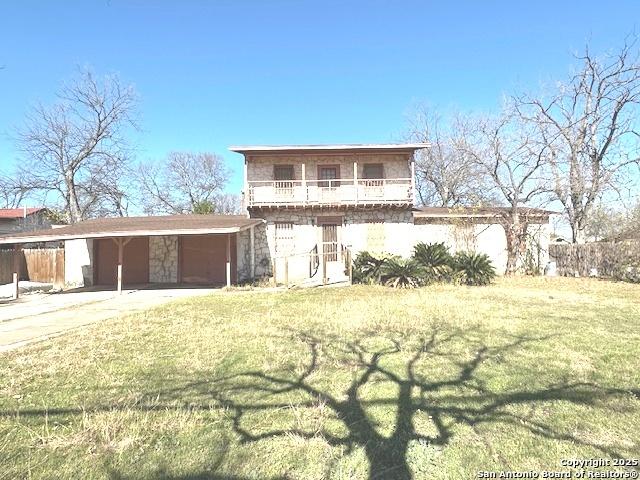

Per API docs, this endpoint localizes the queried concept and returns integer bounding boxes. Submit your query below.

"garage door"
[180,234,236,285]
[95,238,149,286]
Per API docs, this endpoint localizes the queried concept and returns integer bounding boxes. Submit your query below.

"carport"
[0,214,263,298]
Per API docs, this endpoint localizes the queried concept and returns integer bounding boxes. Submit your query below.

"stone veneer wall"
[149,235,178,283]
[246,153,411,182]
[235,225,271,282]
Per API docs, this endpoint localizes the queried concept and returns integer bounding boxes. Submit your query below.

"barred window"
[275,222,294,255]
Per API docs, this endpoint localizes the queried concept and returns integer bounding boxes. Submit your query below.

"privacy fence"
[549,240,640,277]
[0,248,65,286]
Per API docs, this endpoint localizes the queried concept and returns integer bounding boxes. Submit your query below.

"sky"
[0,0,638,201]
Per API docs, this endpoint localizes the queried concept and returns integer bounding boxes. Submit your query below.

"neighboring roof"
[413,206,556,219]
[229,143,430,155]
[0,214,263,245]
[0,207,46,219]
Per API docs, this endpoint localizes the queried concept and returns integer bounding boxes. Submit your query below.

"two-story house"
[231,144,423,284]
[231,143,552,284]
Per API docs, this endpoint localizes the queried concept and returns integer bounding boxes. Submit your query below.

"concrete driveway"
[0,286,218,353]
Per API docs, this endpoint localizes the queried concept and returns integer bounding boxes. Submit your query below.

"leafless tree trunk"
[515,39,640,243]
[406,105,496,207]
[15,69,138,223]
[136,151,233,214]
[458,108,549,274]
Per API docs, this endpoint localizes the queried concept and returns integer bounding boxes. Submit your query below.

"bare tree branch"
[15,68,138,223]
[135,151,236,215]
[515,39,640,243]
[405,105,497,207]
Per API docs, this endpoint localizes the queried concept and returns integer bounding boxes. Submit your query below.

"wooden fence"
[0,248,65,286]
[549,240,640,277]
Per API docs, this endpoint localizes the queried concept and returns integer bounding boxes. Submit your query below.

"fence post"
[322,252,327,285]
[272,259,277,286]
[284,257,289,287]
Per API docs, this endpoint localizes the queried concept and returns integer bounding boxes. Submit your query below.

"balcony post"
[243,157,249,211]
[410,157,416,204]
[353,161,358,204]
[301,162,307,205]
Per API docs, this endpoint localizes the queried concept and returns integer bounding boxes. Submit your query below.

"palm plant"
[379,257,426,288]
[452,251,496,286]
[412,242,453,282]
[352,251,387,284]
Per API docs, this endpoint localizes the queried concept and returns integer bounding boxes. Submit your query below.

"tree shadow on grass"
[2,327,638,480]
[138,327,638,479]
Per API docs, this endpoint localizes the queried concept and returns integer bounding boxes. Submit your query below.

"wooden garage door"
[180,234,236,285]
[95,238,149,286]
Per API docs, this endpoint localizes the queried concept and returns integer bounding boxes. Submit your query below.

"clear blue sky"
[1,0,638,197]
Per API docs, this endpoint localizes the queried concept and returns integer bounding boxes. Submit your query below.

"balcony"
[246,178,413,208]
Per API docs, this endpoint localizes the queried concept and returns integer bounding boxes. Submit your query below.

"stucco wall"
[64,239,94,287]
[149,235,178,283]
[246,153,411,182]
[248,208,551,280]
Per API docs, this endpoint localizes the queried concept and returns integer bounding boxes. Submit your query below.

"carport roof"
[0,214,263,245]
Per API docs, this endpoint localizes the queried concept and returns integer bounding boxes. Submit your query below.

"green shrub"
[412,242,453,282]
[379,257,426,288]
[352,251,387,284]
[452,251,496,286]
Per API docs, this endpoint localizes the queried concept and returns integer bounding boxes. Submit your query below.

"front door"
[318,216,341,262]
[322,223,338,261]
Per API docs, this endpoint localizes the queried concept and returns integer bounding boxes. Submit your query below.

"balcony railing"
[246,178,413,207]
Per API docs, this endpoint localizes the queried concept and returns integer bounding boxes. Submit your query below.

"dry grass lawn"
[0,277,639,479]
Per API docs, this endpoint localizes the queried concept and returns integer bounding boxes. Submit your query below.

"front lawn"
[1,277,639,479]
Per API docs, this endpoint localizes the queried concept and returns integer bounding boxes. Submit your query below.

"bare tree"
[137,151,234,214]
[406,106,495,206]
[516,39,640,243]
[458,108,550,275]
[0,171,33,208]
[16,69,138,223]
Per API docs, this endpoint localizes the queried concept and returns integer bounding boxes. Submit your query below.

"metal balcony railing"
[246,178,413,207]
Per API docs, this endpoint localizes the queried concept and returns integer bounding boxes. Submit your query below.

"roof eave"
[228,143,430,155]
[0,219,264,245]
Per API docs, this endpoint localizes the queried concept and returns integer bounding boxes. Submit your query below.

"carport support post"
[226,233,231,288]
[12,244,21,300]
[117,238,124,294]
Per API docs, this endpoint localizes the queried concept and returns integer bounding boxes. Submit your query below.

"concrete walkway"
[0,286,217,353]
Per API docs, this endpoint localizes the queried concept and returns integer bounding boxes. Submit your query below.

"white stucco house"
[0,144,552,291]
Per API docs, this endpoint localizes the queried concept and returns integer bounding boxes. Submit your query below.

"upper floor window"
[274,165,295,197]
[274,165,294,181]
[318,165,340,188]
[363,163,384,180]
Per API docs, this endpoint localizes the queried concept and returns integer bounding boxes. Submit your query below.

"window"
[318,165,340,188]
[275,222,294,255]
[366,220,386,253]
[363,163,384,180]
[274,165,294,181]
[362,163,384,197]
[274,165,295,198]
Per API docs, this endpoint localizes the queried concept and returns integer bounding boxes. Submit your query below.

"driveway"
[0,286,217,353]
